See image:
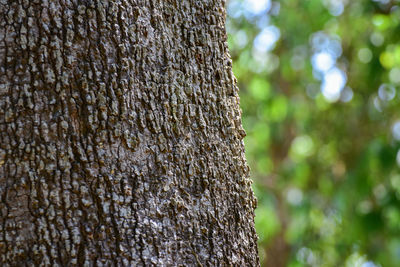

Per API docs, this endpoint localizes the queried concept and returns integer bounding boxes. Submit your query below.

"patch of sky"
[227,1,243,19]
[312,52,335,73]
[244,0,271,16]
[228,0,271,19]
[321,68,347,102]
[311,32,342,58]
[253,26,280,53]
[256,14,270,29]
[310,32,346,102]
[361,262,380,267]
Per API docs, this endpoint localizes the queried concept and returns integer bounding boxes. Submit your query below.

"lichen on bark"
[0,0,259,266]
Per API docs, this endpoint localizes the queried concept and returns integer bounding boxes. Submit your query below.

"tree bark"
[0,0,259,266]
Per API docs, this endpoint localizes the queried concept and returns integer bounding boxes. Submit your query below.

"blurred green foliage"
[226,0,400,266]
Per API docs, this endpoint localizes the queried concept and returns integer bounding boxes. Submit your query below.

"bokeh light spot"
[378,83,396,101]
[253,26,280,53]
[370,32,384,46]
[392,121,400,141]
[321,68,347,102]
[340,87,354,102]
[358,48,373,63]
[312,52,335,73]
[389,68,400,84]
[244,0,271,15]
[291,135,315,159]
[287,188,303,206]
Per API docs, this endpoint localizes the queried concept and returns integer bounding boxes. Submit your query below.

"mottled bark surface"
[0,0,259,266]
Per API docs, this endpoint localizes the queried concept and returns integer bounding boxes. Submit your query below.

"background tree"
[0,0,259,265]
[227,0,400,266]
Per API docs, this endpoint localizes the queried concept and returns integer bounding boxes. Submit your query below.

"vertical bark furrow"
[0,0,259,266]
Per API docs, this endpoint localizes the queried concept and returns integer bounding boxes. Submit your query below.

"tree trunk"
[0,0,259,266]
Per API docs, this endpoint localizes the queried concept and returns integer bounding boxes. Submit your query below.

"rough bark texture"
[0,0,259,266]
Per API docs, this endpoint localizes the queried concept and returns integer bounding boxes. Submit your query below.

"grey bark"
[0,0,259,266]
